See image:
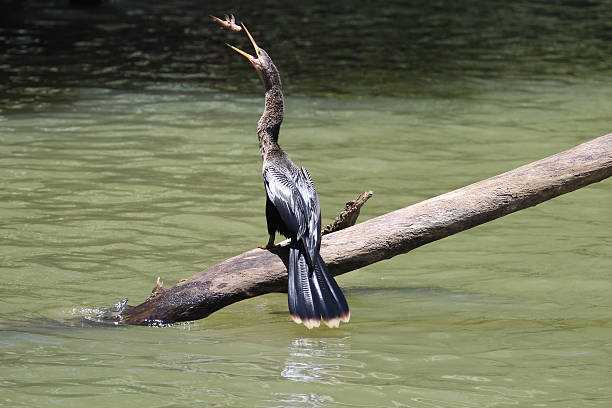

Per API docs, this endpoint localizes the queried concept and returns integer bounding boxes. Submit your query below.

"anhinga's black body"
[229,26,350,328]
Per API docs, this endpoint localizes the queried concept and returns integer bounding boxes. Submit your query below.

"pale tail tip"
[290,314,321,329]
[291,314,350,329]
[323,318,340,328]
[323,312,350,328]
[303,318,321,329]
[341,311,350,323]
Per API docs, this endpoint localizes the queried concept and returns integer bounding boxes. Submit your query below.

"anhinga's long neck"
[257,72,284,158]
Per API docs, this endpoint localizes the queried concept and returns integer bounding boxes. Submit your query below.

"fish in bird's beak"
[227,24,262,69]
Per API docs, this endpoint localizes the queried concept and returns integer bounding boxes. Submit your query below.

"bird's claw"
[257,244,278,250]
[258,234,277,249]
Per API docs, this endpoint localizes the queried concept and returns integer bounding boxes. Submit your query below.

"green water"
[2,1,612,407]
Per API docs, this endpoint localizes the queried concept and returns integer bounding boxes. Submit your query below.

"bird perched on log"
[226,24,350,328]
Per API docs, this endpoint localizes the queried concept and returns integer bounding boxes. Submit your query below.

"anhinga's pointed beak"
[227,24,261,65]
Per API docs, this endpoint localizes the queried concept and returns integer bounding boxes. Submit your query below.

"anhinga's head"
[228,25,281,91]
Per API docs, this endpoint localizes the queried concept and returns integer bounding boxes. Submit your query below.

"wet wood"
[120,134,612,325]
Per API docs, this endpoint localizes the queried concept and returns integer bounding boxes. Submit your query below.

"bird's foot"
[258,234,276,250]
[257,243,278,250]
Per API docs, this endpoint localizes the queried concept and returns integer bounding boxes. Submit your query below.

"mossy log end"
[120,134,612,326]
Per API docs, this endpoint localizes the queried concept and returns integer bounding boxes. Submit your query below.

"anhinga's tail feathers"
[288,245,321,329]
[312,254,350,328]
[288,243,350,329]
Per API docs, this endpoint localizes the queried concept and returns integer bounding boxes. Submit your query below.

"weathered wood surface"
[322,190,373,235]
[121,134,612,325]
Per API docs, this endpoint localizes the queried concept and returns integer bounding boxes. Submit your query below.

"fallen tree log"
[120,134,612,326]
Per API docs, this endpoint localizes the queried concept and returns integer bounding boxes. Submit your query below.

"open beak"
[227,24,260,65]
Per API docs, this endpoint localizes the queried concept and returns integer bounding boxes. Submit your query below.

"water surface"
[2,1,612,407]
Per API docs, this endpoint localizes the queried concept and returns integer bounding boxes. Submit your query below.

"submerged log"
[120,134,612,325]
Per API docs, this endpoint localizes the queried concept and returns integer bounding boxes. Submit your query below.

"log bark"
[322,190,373,235]
[120,134,612,326]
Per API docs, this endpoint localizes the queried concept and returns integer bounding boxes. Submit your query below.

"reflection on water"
[272,393,335,408]
[3,0,612,111]
[282,337,350,384]
[272,327,558,408]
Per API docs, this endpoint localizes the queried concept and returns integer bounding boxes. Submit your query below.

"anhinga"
[228,25,350,328]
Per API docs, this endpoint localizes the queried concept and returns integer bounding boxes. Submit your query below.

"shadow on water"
[2,0,612,111]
